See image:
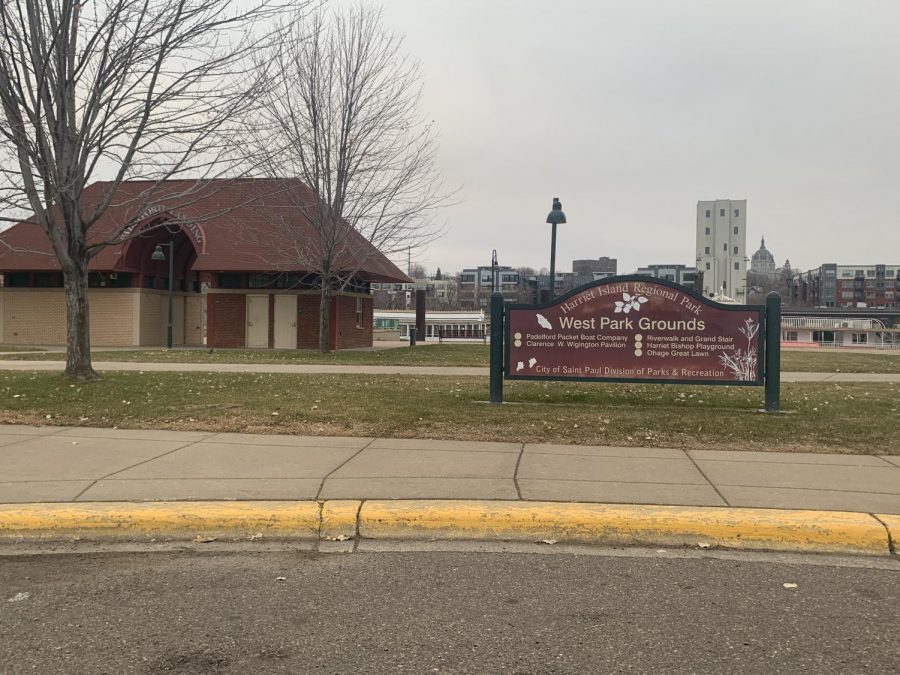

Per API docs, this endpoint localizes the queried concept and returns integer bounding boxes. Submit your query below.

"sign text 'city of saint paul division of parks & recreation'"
[505,277,764,385]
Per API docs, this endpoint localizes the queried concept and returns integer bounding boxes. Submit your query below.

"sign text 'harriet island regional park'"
[505,278,765,385]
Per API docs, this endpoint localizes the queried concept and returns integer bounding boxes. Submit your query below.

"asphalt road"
[1,546,898,674]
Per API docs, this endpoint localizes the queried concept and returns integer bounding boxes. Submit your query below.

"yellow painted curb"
[0,500,893,555]
[875,514,900,552]
[321,500,362,540]
[359,501,892,556]
[0,502,320,541]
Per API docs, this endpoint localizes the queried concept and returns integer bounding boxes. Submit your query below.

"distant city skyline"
[369,0,900,277]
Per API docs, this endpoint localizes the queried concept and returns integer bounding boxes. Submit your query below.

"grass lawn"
[0,346,45,353]
[1,371,897,454]
[4,344,900,373]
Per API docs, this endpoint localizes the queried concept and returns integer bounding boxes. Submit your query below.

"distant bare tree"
[244,5,452,352]
[409,263,428,279]
[0,0,299,379]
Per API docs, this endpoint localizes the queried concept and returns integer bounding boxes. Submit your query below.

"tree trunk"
[318,282,331,353]
[62,264,97,381]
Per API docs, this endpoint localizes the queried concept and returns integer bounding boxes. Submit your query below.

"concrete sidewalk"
[1,424,898,514]
[0,359,897,381]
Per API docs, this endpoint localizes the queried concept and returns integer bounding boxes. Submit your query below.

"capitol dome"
[751,237,776,275]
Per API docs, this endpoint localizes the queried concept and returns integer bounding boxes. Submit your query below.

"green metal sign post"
[764,292,782,411]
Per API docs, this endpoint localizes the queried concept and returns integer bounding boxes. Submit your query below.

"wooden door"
[246,295,269,348]
[273,295,298,349]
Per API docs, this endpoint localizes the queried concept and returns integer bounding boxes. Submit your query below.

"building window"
[733,246,739,254]
[705,227,711,235]
[852,333,868,344]
[723,243,727,251]
[719,208,725,217]
[705,262,711,270]
[705,209,710,218]
[734,209,740,217]
[248,273,276,288]
[218,273,242,289]
[356,297,364,328]
[34,272,64,287]
[143,275,156,289]
[866,270,876,277]
[704,246,710,255]
[733,227,739,235]
[734,262,740,270]
[782,331,798,341]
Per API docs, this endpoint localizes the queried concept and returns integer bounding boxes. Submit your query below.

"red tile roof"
[0,179,411,283]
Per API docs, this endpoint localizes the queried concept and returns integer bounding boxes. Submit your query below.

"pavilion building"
[0,179,410,349]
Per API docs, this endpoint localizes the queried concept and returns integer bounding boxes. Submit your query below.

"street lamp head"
[546,197,566,225]
[151,244,166,262]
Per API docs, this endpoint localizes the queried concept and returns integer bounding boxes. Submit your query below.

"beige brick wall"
[90,292,136,346]
[138,291,198,347]
[0,289,136,346]
[139,292,165,346]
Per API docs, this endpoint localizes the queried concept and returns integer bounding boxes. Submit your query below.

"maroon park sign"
[505,276,765,385]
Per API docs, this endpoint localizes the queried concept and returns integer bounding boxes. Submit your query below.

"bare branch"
[240,4,455,351]
[0,0,309,377]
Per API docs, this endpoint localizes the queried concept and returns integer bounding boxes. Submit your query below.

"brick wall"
[90,292,136,346]
[0,287,373,349]
[139,292,164,346]
[297,293,321,349]
[1,289,136,346]
[208,293,246,347]
[334,295,373,349]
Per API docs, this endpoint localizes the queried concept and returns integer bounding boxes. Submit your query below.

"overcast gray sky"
[367,0,900,276]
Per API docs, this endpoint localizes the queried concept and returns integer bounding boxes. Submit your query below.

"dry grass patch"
[1,372,897,454]
[5,344,900,373]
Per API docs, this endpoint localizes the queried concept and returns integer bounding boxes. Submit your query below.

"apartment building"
[795,264,900,308]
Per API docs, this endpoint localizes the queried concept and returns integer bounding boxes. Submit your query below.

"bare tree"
[245,5,451,352]
[0,0,298,379]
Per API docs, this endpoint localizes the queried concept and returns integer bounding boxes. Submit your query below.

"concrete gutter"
[0,500,895,557]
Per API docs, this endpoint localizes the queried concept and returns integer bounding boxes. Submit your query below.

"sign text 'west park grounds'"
[504,277,766,386]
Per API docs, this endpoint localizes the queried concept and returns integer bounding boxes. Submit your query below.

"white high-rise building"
[696,199,747,301]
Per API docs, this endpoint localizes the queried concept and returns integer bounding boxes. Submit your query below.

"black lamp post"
[151,242,175,349]
[491,249,498,294]
[546,197,566,300]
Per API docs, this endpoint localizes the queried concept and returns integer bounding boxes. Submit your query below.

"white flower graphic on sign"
[718,317,760,381]
[614,292,648,314]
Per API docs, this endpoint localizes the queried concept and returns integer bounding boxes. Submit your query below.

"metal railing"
[813,340,900,350]
[438,327,487,344]
[782,316,885,330]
